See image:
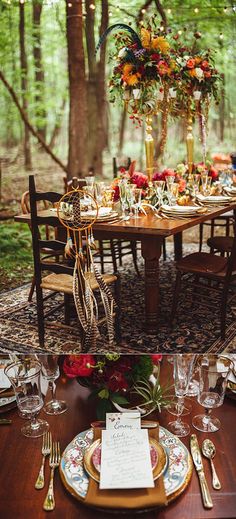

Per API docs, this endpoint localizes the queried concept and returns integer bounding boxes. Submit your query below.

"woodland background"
[0,0,236,289]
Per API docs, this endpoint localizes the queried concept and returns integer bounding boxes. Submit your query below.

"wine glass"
[153,180,165,207]
[192,355,233,432]
[39,355,68,415]
[94,182,105,206]
[186,354,199,397]
[119,180,128,218]
[168,354,195,437]
[4,359,49,438]
[132,187,142,218]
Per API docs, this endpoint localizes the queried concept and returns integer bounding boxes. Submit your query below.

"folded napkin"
[84,425,167,510]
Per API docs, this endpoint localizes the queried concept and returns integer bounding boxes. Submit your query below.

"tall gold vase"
[186,111,194,176]
[145,115,154,182]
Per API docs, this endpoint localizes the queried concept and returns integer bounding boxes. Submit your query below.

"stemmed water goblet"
[192,355,233,432]
[131,187,142,218]
[153,180,165,207]
[94,182,105,206]
[4,359,49,438]
[168,354,195,437]
[38,355,68,415]
[201,174,212,196]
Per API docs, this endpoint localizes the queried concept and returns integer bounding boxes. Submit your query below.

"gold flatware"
[0,419,12,425]
[35,431,52,490]
[202,439,221,490]
[43,441,61,511]
[190,434,213,509]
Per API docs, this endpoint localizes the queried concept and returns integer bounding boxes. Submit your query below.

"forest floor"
[0,147,223,292]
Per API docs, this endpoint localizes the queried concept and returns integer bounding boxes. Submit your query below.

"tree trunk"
[66,0,87,179]
[85,0,108,176]
[32,0,47,141]
[118,108,127,153]
[19,3,32,170]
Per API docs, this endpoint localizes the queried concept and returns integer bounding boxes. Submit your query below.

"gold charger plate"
[83,438,167,484]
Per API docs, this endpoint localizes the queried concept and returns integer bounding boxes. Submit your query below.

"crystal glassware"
[39,355,68,415]
[119,180,129,219]
[192,355,233,432]
[4,359,49,438]
[153,180,165,206]
[168,354,195,437]
[132,187,142,218]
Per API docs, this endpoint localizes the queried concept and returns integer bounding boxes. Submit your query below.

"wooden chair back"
[113,157,131,178]
[29,175,74,285]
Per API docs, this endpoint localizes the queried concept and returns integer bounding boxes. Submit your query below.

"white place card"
[99,429,154,490]
[106,412,141,430]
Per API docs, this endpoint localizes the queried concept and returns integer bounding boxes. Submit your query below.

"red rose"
[63,355,95,378]
[151,354,163,365]
[107,371,129,392]
[204,71,211,78]
[186,58,195,69]
[201,60,209,70]
[131,172,149,189]
[152,171,165,181]
[162,168,175,179]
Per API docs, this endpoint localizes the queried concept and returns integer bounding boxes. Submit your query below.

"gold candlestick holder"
[145,115,154,182]
[186,111,194,177]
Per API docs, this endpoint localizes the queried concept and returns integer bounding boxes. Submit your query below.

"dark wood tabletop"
[14,204,236,335]
[0,357,235,519]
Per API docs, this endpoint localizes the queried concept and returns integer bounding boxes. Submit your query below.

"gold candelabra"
[145,115,154,182]
[186,111,194,177]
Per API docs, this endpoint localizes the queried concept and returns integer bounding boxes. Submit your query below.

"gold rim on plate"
[83,438,167,484]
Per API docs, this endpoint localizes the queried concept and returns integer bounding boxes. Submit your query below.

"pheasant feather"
[95,23,142,55]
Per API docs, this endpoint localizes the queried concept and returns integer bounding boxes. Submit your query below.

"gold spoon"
[202,439,221,490]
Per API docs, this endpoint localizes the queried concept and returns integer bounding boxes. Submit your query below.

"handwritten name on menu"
[99,429,154,490]
[106,412,141,430]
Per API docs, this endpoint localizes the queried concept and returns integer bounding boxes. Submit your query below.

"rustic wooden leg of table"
[141,237,162,335]
[174,232,183,261]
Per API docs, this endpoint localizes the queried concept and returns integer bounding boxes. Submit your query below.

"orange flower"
[140,28,152,49]
[126,73,141,86]
[195,56,202,65]
[204,70,211,78]
[152,36,170,54]
[188,69,197,78]
[201,60,209,69]
[123,63,133,75]
[186,58,196,69]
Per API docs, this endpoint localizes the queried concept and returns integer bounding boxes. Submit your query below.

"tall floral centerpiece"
[96,23,178,180]
[63,354,171,420]
[96,22,221,180]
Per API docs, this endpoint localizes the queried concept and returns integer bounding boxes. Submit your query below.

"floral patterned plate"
[59,426,193,506]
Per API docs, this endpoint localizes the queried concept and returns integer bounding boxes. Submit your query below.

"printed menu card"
[99,429,154,490]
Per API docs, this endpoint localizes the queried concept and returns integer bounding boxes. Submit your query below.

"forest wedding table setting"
[0,354,236,518]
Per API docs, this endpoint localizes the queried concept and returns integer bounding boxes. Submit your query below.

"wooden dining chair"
[21,190,62,302]
[199,211,234,252]
[29,175,120,349]
[170,234,236,340]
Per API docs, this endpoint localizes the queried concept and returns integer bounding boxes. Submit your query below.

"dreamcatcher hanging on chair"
[57,189,117,350]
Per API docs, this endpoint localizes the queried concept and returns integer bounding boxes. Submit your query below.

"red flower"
[131,172,149,189]
[63,355,95,378]
[178,178,186,193]
[162,168,175,179]
[151,53,160,61]
[201,60,209,70]
[107,371,129,392]
[113,184,120,202]
[186,58,195,69]
[152,171,165,181]
[151,354,163,365]
[209,166,218,181]
[157,60,169,76]
[204,71,211,78]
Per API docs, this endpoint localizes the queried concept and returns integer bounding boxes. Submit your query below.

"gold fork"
[35,432,52,490]
[43,441,61,511]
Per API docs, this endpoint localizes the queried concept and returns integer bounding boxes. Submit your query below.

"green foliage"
[0,221,33,290]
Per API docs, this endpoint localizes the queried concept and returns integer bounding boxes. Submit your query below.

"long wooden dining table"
[0,357,235,519]
[15,203,236,335]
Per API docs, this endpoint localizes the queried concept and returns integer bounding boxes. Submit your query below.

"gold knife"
[190,434,213,509]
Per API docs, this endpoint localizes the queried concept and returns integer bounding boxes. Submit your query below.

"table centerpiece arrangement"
[63,353,172,420]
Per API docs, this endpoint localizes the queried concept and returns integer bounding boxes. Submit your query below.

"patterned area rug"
[0,244,236,354]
